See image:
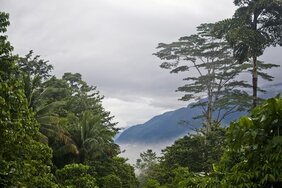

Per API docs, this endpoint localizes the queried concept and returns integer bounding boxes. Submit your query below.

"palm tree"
[17,53,79,167]
[69,111,118,163]
[215,0,282,107]
[17,54,119,168]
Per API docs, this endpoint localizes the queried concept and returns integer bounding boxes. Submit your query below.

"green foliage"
[218,0,282,61]
[136,149,158,172]
[133,127,226,187]
[214,0,282,107]
[137,98,282,187]
[16,53,120,169]
[135,149,159,186]
[86,156,138,187]
[111,157,138,188]
[39,74,137,186]
[154,23,252,132]
[170,167,197,188]
[16,54,136,187]
[215,97,282,187]
[56,163,98,188]
[0,12,13,58]
[16,52,79,167]
[18,50,53,109]
[101,174,122,188]
[0,11,57,187]
[1,11,138,188]
[143,179,161,188]
[68,110,118,164]
[161,126,226,173]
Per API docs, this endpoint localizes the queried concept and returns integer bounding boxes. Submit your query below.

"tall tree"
[0,12,57,187]
[62,72,118,137]
[135,149,159,187]
[17,52,79,167]
[161,126,226,173]
[214,0,282,107]
[1,11,137,187]
[68,110,118,164]
[154,23,253,133]
[44,73,119,167]
[17,50,53,109]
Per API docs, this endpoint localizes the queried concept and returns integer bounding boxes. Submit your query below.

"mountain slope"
[116,106,201,144]
[116,104,245,144]
[116,87,282,144]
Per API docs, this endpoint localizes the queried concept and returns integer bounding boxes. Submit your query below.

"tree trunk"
[207,100,212,133]
[206,86,213,134]
[252,56,258,108]
[252,11,259,108]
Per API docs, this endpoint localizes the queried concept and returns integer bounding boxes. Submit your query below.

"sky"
[2,0,282,128]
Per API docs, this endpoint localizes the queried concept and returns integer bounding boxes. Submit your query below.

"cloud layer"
[2,0,281,128]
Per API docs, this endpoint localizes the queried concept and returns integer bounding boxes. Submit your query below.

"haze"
[2,0,281,128]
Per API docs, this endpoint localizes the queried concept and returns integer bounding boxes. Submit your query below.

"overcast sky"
[2,0,281,128]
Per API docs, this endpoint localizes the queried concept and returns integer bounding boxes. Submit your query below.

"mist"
[118,140,177,165]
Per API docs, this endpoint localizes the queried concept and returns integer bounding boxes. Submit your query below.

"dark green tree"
[17,50,53,109]
[110,157,138,188]
[135,98,282,187]
[56,163,98,188]
[161,126,226,174]
[213,97,282,187]
[135,149,159,187]
[214,0,282,107]
[17,52,68,132]
[62,72,118,133]
[154,23,253,133]
[0,12,57,187]
[68,110,118,164]
[1,11,138,187]
[101,174,122,188]
[16,52,79,168]
[142,179,161,188]
[15,62,119,168]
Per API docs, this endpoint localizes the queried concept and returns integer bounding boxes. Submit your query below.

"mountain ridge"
[116,88,281,144]
[115,104,243,144]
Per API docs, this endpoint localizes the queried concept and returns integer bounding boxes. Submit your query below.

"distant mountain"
[115,103,245,144]
[116,86,282,144]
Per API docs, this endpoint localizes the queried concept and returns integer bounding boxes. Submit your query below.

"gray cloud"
[2,0,281,128]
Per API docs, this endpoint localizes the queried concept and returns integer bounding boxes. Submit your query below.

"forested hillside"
[0,12,138,187]
[1,0,282,187]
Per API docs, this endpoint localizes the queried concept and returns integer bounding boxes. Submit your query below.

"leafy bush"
[101,174,122,188]
[143,179,161,188]
[56,163,98,188]
[215,97,282,187]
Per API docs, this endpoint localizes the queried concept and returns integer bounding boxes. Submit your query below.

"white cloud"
[2,0,281,129]
[103,96,183,128]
